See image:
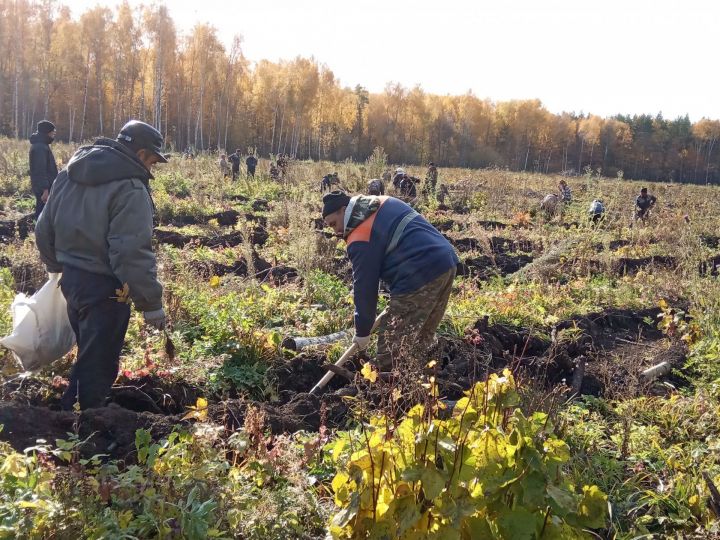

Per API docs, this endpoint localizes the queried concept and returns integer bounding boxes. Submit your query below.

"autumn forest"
[1,0,719,183]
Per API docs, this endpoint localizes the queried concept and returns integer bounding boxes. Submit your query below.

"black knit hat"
[37,120,55,134]
[322,191,350,218]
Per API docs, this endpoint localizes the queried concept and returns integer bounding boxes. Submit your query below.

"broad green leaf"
[332,491,360,528]
[572,485,608,529]
[494,507,540,540]
[394,495,421,535]
[421,464,446,500]
[546,485,578,517]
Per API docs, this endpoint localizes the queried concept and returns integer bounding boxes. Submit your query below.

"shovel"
[309,310,387,395]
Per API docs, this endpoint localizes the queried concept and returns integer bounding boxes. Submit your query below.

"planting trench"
[0,306,685,461]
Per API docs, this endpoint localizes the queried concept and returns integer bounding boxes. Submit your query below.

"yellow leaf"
[392,388,402,402]
[118,510,134,529]
[659,298,669,310]
[426,360,437,369]
[113,283,131,303]
[182,397,209,421]
[360,362,378,383]
[209,275,221,288]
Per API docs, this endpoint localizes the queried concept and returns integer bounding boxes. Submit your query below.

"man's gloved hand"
[143,308,166,330]
[353,334,371,351]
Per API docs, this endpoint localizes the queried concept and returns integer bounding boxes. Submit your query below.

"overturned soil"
[0,213,33,242]
[457,254,534,279]
[188,251,298,285]
[154,224,268,249]
[0,306,686,460]
[446,235,538,254]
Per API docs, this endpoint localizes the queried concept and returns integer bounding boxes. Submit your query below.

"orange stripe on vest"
[346,196,388,246]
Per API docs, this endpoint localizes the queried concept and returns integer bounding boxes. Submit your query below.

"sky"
[65,0,719,121]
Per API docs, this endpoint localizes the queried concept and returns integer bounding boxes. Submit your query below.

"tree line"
[2,0,719,183]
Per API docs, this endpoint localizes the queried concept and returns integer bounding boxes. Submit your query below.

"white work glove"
[143,308,166,331]
[353,334,371,351]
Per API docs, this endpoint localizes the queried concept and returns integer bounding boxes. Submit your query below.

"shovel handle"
[309,310,387,394]
[310,343,358,394]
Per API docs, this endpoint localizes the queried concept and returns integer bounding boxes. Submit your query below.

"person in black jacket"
[245,154,258,177]
[29,120,58,219]
[228,149,241,180]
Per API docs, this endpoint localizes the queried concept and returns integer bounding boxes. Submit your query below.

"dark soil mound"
[457,254,534,279]
[699,256,720,277]
[616,256,677,275]
[110,375,202,414]
[0,402,181,460]
[478,220,508,230]
[251,199,270,212]
[431,218,469,232]
[701,234,720,249]
[0,213,33,242]
[447,236,536,254]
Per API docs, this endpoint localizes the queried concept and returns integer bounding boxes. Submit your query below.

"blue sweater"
[346,197,458,336]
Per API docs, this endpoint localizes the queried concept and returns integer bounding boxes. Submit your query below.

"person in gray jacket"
[35,120,167,410]
[29,120,58,219]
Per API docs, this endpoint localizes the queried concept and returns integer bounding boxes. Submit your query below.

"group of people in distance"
[540,178,657,225]
[219,150,258,180]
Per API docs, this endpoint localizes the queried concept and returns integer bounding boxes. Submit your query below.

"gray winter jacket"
[35,138,162,312]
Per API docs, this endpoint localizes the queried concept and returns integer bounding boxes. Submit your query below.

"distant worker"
[246,153,258,177]
[277,154,288,178]
[559,179,572,203]
[437,184,450,205]
[392,168,421,200]
[218,154,230,178]
[321,191,458,371]
[35,120,167,410]
[635,187,657,222]
[321,172,340,192]
[425,162,438,196]
[29,120,58,219]
[270,163,280,181]
[540,193,560,219]
[589,199,605,224]
[367,178,385,196]
[228,149,241,181]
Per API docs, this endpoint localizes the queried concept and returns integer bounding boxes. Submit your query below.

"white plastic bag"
[0,273,76,371]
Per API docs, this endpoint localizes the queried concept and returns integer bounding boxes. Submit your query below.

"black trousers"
[60,266,130,410]
[34,192,45,220]
[247,165,256,177]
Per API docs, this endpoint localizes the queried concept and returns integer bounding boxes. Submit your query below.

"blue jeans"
[59,266,131,410]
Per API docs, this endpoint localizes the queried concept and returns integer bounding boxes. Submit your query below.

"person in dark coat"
[36,120,167,410]
[246,154,258,177]
[322,191,458,371]
[228,149,241,180]
[29,120,58,219]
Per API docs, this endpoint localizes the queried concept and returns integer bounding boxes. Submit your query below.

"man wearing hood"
[29,120,58,219]
[35,120,167,410]
[322,191,458,371]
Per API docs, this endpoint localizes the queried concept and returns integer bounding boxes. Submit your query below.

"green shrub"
[328,370,608,539]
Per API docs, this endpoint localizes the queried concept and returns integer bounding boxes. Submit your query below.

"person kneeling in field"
[35,120,167,410]
[540,193,560,220]
[635,187,657,222]
[589,199,605,224]
[322,191,458,371]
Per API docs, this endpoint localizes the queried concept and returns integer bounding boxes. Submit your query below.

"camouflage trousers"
[376,266,456,371]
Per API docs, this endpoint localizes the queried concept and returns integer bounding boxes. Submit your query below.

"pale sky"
[66,0,719,121]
